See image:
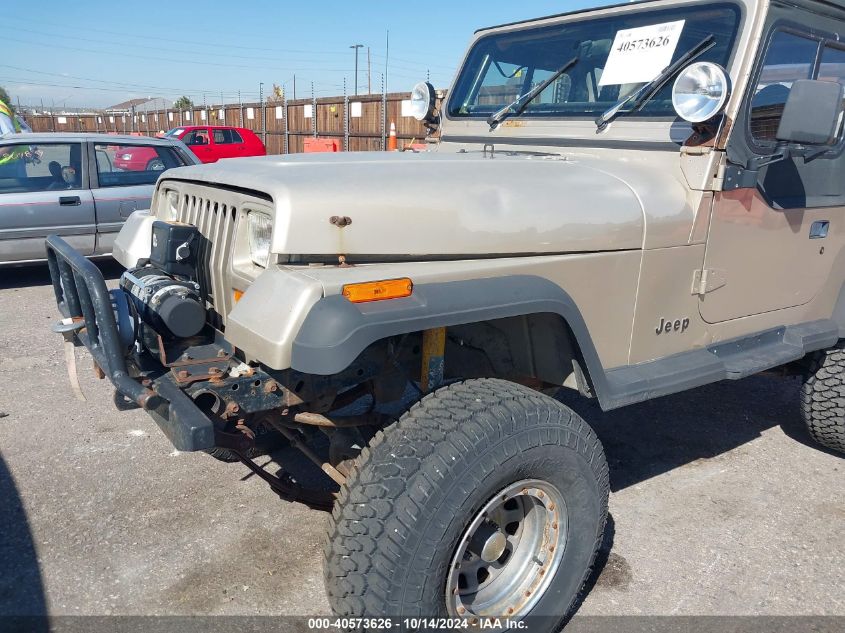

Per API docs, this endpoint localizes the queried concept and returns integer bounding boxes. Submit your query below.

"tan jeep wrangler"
[47,0,845,627]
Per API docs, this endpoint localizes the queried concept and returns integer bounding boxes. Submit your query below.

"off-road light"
[162,189,180,221]
[342,278,413,303]
[409,81,437,122]
[672,62,731,123]
[247,211,273,268]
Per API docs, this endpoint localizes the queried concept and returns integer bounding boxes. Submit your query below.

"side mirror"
[732,79,845,188]
[776,79,844,146]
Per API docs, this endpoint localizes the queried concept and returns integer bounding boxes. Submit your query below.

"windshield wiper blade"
[488,55,580,130]
[595,35,716,131]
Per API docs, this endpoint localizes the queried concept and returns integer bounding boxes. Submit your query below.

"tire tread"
[801,343,845,453]
[323,378,609,619]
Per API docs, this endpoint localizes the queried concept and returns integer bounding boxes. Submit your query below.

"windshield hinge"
[712,157,727,190]
[692,268,727,296]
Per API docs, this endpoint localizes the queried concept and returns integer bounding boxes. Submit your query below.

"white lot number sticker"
[599,20,685,86]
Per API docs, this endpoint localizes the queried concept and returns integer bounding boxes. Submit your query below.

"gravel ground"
[0,262,842,619]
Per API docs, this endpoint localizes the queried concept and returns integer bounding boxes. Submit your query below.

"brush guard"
[45,235,217,452]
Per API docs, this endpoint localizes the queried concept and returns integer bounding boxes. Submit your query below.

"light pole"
[350,44,364,95]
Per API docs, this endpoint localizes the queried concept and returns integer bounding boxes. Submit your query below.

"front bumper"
[45,235,216,452]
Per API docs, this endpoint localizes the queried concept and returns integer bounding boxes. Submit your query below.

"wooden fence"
[22,91,442,154]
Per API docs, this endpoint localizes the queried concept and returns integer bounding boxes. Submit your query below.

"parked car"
[111,145,171,172]
[0,132,197,265]
[113,127,264,168]
[167,125,266,163]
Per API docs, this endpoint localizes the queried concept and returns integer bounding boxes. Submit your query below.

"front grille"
[176,193,238,329]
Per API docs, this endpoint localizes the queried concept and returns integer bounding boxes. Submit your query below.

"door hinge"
[712,162,726,190]
[692,268,727,296]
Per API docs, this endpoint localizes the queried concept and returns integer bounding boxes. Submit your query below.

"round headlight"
[409,81,436,122]
[672,62,731,123]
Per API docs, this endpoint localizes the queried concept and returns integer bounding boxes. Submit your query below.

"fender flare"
[833,281,845,338]
[290,274,611,399]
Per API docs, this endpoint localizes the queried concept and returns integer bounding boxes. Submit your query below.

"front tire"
[801,343,845,453]
[324,379,609,627]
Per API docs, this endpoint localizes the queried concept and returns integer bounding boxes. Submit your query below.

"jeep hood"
[166,152,647,256]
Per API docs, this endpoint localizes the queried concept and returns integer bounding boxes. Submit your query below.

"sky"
[1,0,610,110]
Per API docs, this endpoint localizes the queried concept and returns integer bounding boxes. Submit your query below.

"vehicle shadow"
[0,259,123,291]
[555,372,811,492]
[244,373,821,619]
[257,373,816,509]
[565,513,616,625]
[0,450,48,630]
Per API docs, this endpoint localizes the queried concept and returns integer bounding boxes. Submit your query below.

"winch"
[120,269,206,339]
[116,219,207,341]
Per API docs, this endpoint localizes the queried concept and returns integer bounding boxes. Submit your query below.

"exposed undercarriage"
[121,301,582,510]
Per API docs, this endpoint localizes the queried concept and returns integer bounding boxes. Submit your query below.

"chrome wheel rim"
[445,479,568,619]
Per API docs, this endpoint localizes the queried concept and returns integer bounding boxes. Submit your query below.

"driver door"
[181,128,213,163]
[700,25,845,323]
[0,141,95,263]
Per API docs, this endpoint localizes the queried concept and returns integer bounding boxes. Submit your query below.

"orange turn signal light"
[342,278,413,304]
[233,289,244,303]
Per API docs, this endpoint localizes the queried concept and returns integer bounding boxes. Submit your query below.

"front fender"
[291,274,607,392]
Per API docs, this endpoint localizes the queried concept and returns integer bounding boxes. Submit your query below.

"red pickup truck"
[113,126,265,170]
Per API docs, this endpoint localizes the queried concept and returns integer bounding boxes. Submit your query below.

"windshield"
[165,128,185,137]
[447,3,741,120]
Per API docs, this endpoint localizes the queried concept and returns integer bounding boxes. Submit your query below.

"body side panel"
[700,188,845,322]
[628,244,708,364]
[229,251,641,372]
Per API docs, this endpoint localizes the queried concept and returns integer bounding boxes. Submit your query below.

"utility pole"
[367,47,372,95]
[259,82,266,146]
[350,44,364,95]
[311,82,317,138]
[293,74,296,100]
[385,30,390,95]
[343,77,349,151]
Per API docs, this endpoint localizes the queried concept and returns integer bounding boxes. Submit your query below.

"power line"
[0,20,456,77]
[1,15,349,56]
[2,28,445,79]
[2,25,349,68]
[0,34,354,73]
[0,63,247,96]
[1,76,364,109]
[1,14,458,73]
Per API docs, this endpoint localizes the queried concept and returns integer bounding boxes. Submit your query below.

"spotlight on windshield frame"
[672,62,731,123]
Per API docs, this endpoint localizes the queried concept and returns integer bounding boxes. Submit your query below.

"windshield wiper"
[595,35,716,131]
[488,55,580,130]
